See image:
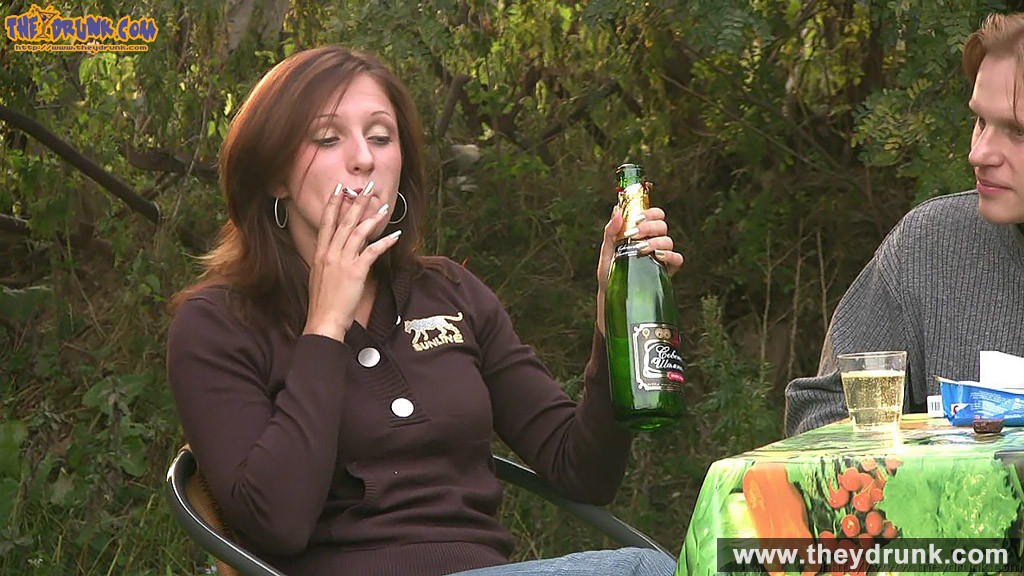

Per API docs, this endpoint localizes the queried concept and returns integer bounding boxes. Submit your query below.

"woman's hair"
[170,46,427,336]
[963,13,1024,84]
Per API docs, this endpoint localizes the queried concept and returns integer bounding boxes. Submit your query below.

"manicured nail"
[333,182,344,197]
[344,187,358,199]
[362,180,375,196]
[633,240,650,252]
[654,249,666,260]
[377,203,389,215]
[387,229,403,240]
[634,214,647,224]
[623,227,640,238]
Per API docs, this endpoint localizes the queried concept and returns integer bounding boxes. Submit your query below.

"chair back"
[165,446,286,576]
[166,446,672,574]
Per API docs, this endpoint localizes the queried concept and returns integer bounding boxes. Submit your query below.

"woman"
[166,46,683,576]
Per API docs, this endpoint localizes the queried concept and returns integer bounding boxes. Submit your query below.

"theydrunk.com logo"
[5,4,158,54]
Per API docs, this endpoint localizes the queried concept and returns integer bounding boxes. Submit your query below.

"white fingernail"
[654,249,666,259]
[344,187,358,199]
[634,214,647,224]
[623,227,640,238]
[363,180,375,196]
[387,230,402,239]
[634,240,650,252]
[333,183,343,197]
[377,203,389,215]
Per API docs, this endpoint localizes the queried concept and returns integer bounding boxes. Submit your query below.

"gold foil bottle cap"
[615,163,650,241]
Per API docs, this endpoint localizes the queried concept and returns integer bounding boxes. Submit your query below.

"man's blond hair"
[963,12,1024,82]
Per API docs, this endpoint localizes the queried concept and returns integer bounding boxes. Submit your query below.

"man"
[784,13,1024,436]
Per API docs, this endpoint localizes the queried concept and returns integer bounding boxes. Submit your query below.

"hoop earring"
[389,191,408,225]
[273,197,288,229]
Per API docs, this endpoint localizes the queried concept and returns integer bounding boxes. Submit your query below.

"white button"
[391,398,414,418]
[357,347,380,368]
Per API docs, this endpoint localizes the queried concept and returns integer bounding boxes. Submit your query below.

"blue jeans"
[447,547,677,576]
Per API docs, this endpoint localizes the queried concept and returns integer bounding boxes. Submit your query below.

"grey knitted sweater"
[784,191,1024,436]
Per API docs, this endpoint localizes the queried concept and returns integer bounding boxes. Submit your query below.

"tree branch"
[435,74,470,139]
[538,81,618,146]
[657,4,839,171]
[0,213,30,235]
[0,105,205,251]
[0,105,159,222]
[141,172,184,200]
[429,55,484,133]
[425,48,621,162]
[656,73,859,188]
[121,145,218,182]
[611,81,643,118]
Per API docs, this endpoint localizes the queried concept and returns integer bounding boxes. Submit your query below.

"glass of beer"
[837,351,907,431]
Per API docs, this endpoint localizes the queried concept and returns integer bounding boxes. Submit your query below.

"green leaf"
[0,420,27,478]
[26,453,55,501]
[0,477,20,525]
[56,303,81,339]
[878,457,1021,539]
[0,285,52,323]
[49,469,74,506]
[680,459,751,576]
[117,373,149,404]
[116,437,147,477]
[82,378,115,416]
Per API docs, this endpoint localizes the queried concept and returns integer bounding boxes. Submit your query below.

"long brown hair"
[171,46,427,336]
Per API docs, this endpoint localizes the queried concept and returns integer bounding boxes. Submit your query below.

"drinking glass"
[837,351,907,431]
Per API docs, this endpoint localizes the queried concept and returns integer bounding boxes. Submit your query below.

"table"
[675,414,1024,575]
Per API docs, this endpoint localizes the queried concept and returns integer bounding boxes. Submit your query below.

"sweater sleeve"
[784,234,912,437]
[166,294,352,555]
[456,266,633,505]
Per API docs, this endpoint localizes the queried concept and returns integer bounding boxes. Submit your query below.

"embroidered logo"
[404,312,464,351]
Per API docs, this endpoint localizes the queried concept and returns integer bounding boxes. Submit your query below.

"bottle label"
[614,242,641,258]
[612,242,668,269]
[631,323,686,392]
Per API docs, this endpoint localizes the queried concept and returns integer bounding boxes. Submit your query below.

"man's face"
[968,54,1024,224]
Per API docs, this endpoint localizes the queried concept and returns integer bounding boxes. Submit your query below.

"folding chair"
[166,445,671,576]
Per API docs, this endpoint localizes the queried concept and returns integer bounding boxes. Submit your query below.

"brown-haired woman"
[166,46,683,576]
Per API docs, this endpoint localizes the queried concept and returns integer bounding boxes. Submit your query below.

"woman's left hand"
[595,205,684,334]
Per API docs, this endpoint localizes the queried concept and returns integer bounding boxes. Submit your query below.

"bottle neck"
[617,180,649,243]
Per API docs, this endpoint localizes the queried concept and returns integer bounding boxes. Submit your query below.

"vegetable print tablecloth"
[676,415,1024,575]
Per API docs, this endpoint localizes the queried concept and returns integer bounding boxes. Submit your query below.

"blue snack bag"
[937,377,1024,426]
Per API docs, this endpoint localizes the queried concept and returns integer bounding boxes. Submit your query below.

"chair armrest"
[492,455,672,556]
[165,448,287,576]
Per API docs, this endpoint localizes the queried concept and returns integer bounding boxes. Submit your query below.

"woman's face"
[277,73,403,248]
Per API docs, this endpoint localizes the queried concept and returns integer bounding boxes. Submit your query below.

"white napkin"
[978,350,1024,391]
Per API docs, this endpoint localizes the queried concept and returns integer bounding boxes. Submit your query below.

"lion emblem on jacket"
[404,312,464,351]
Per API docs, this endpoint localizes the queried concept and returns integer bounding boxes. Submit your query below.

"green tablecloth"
[676,415,1024,575]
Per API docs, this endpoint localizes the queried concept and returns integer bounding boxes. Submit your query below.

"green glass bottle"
[604,163,685,430]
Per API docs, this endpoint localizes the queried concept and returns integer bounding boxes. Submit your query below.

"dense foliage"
[0,0,1011,573]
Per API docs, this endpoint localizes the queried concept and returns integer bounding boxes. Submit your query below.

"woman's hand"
[302,183,401,342]
[595,205,684,335]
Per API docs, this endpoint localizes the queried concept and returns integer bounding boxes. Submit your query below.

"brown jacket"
[166,257,633,576]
